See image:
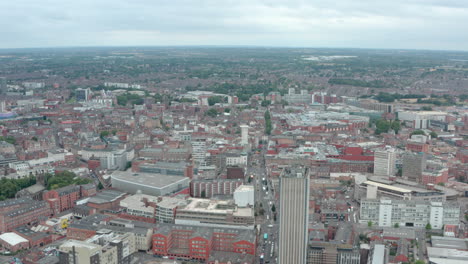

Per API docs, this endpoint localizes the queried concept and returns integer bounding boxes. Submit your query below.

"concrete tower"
[278,167,310,264]
[240,124,249,145]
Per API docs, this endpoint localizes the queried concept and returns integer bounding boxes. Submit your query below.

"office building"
[402,152,426,182]
[278,167,310,264]
[360,199,460,229]
[240,124,249,145]
[373,148,396,176]
[0,77,6,93]
[175,198,254,229]
[152,224,255,262]
[75,88,91,102]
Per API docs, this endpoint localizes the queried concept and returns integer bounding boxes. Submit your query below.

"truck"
[263,233,268,240]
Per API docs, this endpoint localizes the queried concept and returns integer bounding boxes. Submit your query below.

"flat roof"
[372,244,386,264]
[0,232,28,245]
[431,236,468,250]
[363,181,412,193]
[111,171,189,189]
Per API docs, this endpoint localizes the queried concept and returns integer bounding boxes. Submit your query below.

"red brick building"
[456,149,468,163]
[43,186,81,215]
[43,184,97,215]
[0,199,51,233]
[152,225,255,262]
[406,141,429,153]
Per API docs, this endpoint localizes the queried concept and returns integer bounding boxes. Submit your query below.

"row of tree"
[44,171,92,190]
[0,175,36,201]
[264,110,272,135]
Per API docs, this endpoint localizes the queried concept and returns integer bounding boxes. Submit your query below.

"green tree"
[261,100,271,107]
[208,96,223,106]
[421,106,433,111]
[410,130,426,137]
[224,108,231,113]
[264,110,272,135]
[425,223,432,230]
[368,221,373,227]
[205,108,218,118]
[0,136,16,145]
[100,131,110,138]
[271,204,276,212]
[394,223,399,228]
[97,182,104,190]
[201,190,206,198]
[430,131,438,138]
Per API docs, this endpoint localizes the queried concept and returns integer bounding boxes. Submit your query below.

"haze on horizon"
[1,0,468,51]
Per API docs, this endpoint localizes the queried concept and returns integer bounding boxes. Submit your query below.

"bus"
[263,233,268,240]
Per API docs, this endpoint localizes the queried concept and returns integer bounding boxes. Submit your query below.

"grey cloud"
[0,0,467,50]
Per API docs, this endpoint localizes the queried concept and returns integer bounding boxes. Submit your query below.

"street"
[247,147,278,264]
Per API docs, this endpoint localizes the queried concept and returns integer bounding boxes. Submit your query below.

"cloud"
[0,0,467,50]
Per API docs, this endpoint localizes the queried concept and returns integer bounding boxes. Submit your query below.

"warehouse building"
[111,171,189,196]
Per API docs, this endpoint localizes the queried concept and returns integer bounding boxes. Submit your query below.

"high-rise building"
[402,152,426,182]
[0,77,6,94]
[373,148,396,176]
[279,167,310,264]
[75,88,91,102]
[240,124,249,145]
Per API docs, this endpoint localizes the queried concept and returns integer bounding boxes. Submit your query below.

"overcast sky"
[1,0,467,50]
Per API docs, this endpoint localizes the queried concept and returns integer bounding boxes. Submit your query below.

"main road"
[247,148,278,264]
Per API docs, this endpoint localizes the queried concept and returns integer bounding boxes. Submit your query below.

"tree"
[414,260,425,264]
[224,108,231,113]
[421,106,433,111]
[425,223,432,230]
[410,130,426,137]
[368,221,373,227]
[394,223,399,228]
[100,131,110,138]
[261,100,271,107]
[205,108,218,118]
[264,110,272,135]
[430,131,438,138]
[201,190,206,198]
[271,204,276,212]
[97,182,104,190]
[208,96,223,106]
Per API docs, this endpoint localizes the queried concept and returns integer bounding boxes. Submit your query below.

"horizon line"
[0,45,467,53]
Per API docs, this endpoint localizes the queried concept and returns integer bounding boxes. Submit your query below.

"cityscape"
[1,1,468,263]
[0,47,467,264]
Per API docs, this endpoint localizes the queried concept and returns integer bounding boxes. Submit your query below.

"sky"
[1,0,468,50]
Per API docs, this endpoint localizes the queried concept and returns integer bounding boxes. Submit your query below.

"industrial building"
[111,171,190,196]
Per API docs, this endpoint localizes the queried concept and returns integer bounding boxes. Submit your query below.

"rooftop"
[111,171,189,189]
[0,232,28,246]
[88,189,126,204]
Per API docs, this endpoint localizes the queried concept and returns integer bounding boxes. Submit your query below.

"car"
[268,224,273,227]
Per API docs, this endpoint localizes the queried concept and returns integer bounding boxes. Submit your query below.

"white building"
[373,148,396,176]
[225,152,248,167]
[233,185,254,207]
[398,111,447,129]
[191,139,207,165]
[240,124,249,145]
[360,199,460,229]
